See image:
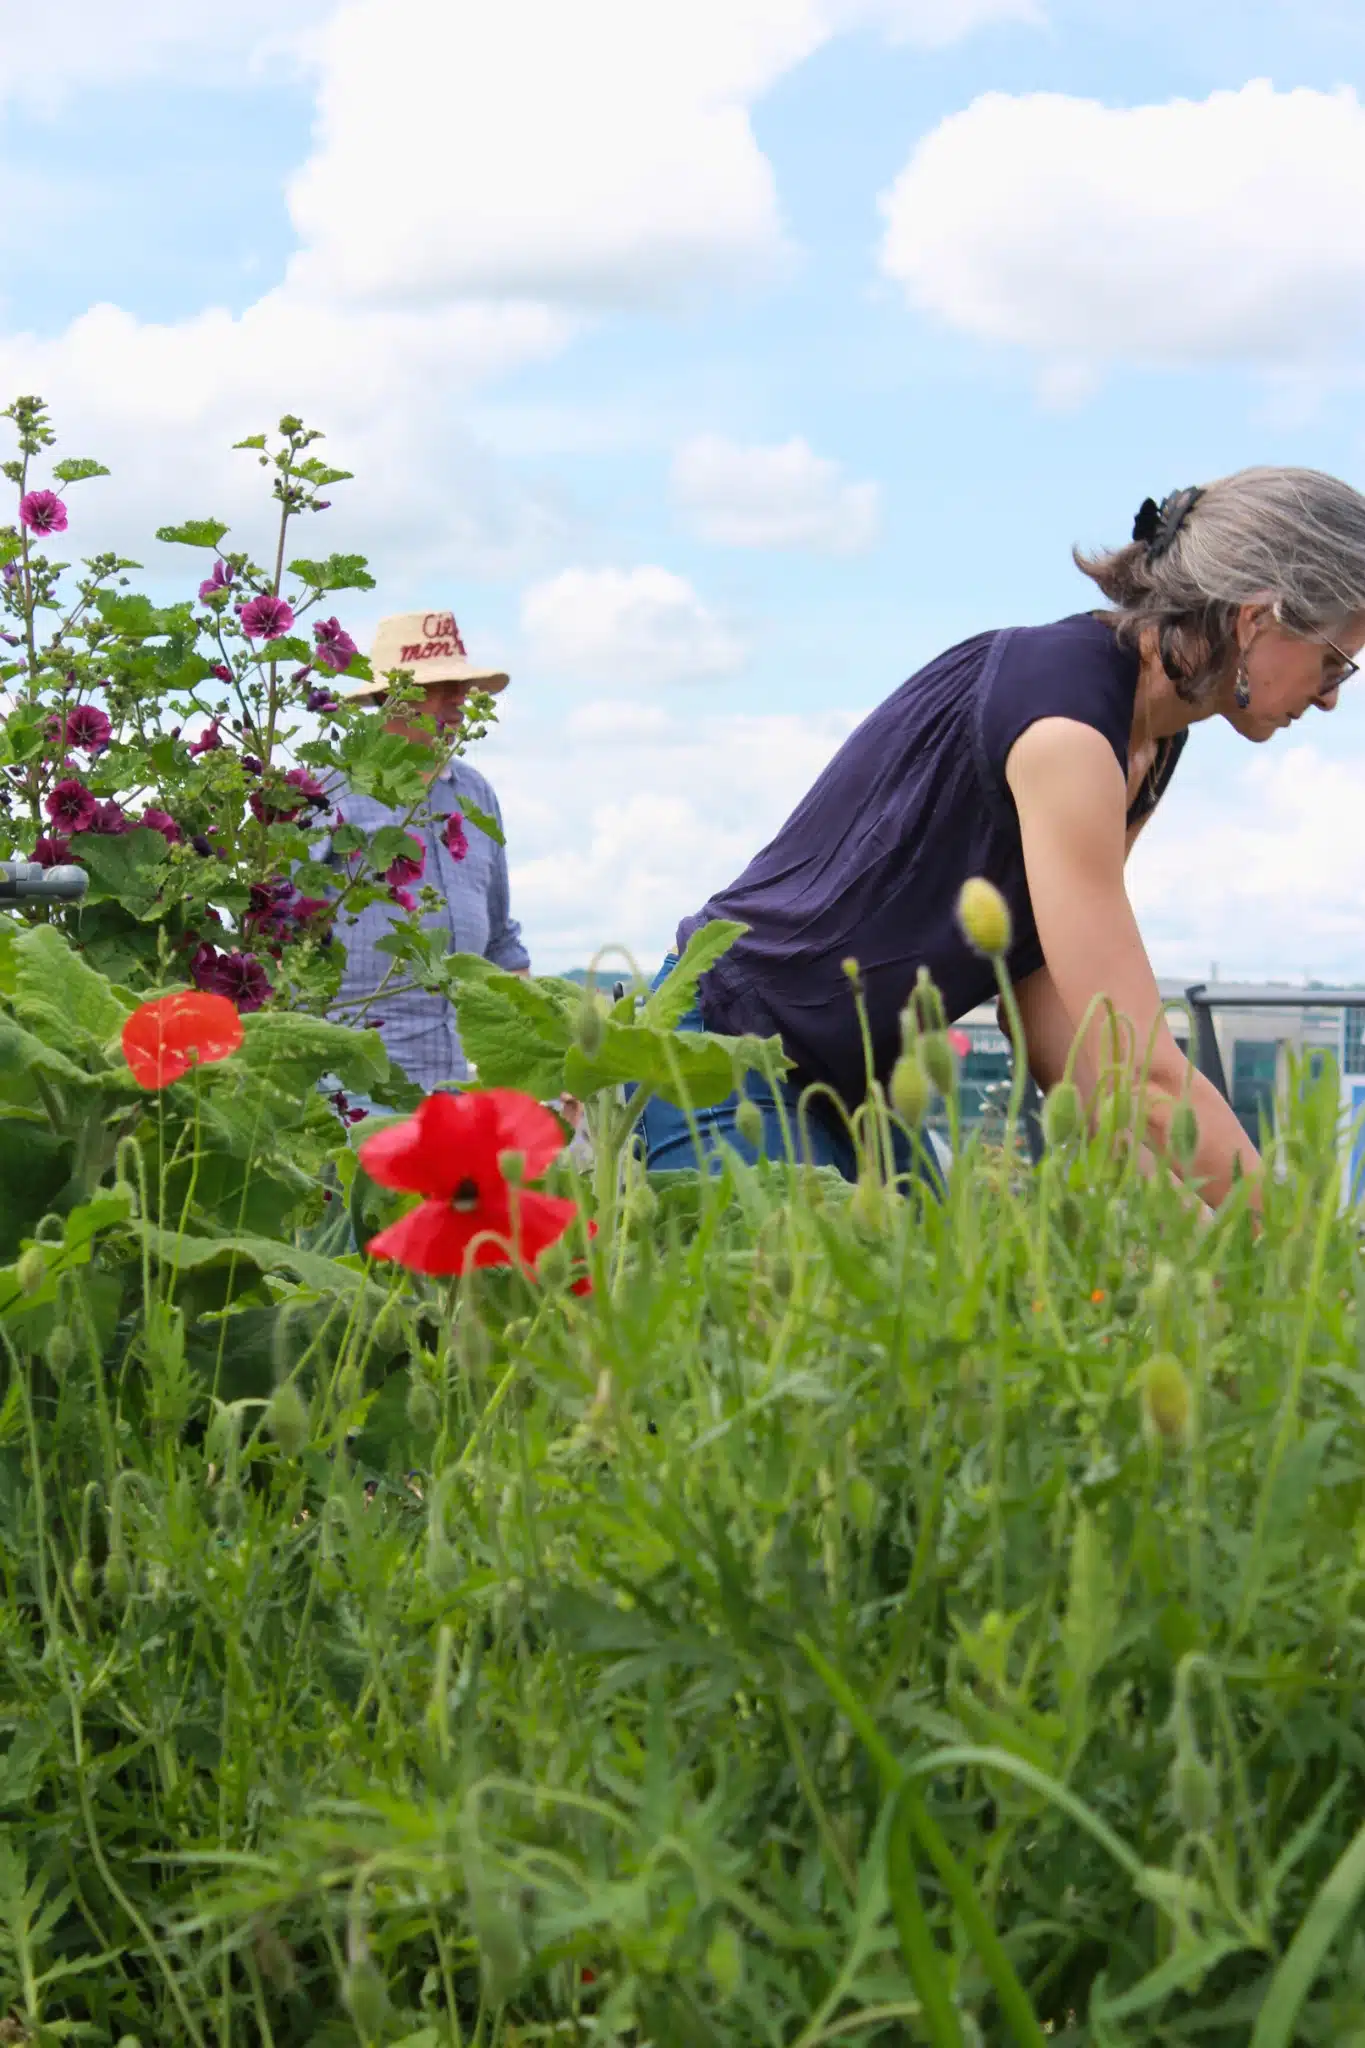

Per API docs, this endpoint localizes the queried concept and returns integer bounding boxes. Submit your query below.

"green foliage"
[287,552,377,592]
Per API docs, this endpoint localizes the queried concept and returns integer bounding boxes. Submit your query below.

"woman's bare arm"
[1005,716,1261,1208]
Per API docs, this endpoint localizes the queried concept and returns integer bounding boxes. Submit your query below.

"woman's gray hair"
[1075,466,1365,701]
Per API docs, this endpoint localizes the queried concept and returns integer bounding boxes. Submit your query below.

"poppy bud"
[497,1148,526,1187]
[71,1556,93,1605]
[706,1922,743,1999]
[406,1374,441,1437]
[46,1326,76,1376]
[1169,1750,1218,1834]
[840,957,862,988]
[267,1381,309,1458]
[215,1483,245,1536]
[957,877,1012,958]
[849,1173,887,1238]
[1141,1353,1192,1447]
[1169,1099,1199,1168]
[624,1182,657,1231]
[911,965,947,1035]
[734,1096,764,1150]
[898,1002,918,1058]
[536,1238,572,1290]
[576,995,604,1058]
[104,1551,131,1604]
[890,1052,930,1127]
[15,1245,46,1295]
[1042,1080,1082,1148]
[341,1957,390,2039]
[920,1031,956,1098]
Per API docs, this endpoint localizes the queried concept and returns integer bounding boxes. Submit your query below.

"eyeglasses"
[1272,600,1360,695]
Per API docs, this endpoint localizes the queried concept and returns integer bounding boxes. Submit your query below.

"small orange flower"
[1091,1288,1107,1305]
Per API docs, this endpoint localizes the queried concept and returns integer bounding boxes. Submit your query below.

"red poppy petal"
[359,1091,500,1199]
[484,1089,569,1178]
[122,990,243,1089]
[367,1194,519,1276]
[509,1190,581,1264]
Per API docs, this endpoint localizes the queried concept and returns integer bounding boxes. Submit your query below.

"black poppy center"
[451,1177,481,1212]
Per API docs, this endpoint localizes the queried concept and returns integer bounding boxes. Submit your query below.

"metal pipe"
[0,861,90,903]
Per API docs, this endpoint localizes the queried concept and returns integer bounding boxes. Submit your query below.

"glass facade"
[1230,1039,1280,1139]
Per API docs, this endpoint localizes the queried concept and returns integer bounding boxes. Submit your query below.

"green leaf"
[155,518,229,548]
[129,1221,387,1305]
[234,434,268,450]
[67,827,169,917]
[50,458,110,486]
[11,923,129,1050]
[452,980,568,1100]
[293,458,354,488]
[94,590,179,638]
[459,798,503,847]
[238,1011,391,1097]
[1251,1814,1365,2048]
[286,552,376,593]
[644,920,746,1029]
[565,1018,783,1111]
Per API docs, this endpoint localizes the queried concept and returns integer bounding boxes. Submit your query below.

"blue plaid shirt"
[317,759,529,1090]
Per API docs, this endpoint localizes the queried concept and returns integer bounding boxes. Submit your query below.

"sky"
[3,0,1365,978]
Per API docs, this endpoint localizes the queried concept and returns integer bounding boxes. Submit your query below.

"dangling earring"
[1234,660,1251,710]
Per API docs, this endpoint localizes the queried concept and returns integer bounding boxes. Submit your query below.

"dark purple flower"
[45,779,97,833]
[198,560,234,604]
[19,490,67,536]
[388,887,417,914]
[384,837,425,888]
[89,799,130,836]
[205,950,273,1013]
[248,766,326,826]
[209,663,234,683]
[241,755,264,776]
[305,686,338,715]
[443,810,468,863]
[288,894,329,925]
[33,834,72,867]
[140,807,183,845]
[313,617,358,674]
[291,665,313,685]
[0,630,21,647]
[64,703,112,752]
[2,562,19,587]
[239,594,294,641]
[188,720,222,757]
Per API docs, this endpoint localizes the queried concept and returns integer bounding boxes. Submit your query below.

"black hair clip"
[1132,486,1203,560]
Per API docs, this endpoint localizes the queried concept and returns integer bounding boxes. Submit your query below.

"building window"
[1345,1009,1365,1075]
[1231,1039,1279,1138]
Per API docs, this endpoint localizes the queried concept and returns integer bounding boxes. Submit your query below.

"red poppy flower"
[358,1089,578,1277]
[121,990,245,1090]
[947,1028,972,1058]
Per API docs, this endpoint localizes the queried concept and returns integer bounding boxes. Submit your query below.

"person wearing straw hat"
[317,609,529,1113]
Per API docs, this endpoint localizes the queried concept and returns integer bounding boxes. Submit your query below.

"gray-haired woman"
[640,467,1365,1209]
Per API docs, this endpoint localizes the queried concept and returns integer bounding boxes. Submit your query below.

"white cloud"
[672,433,881,553]
[879,81,1365,381]
[0,292,575,587]
[521,567,747,686]
[1130,734,1365,981]
[0,0,332,106]
[848,0,1041,43]
[477,698,864,970]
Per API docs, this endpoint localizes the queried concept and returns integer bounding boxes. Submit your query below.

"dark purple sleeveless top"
[677,613,1184,1109]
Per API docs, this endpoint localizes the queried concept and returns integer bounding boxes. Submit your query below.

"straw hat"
[342,610,509,702]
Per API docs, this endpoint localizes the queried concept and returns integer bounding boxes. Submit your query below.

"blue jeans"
[634,957,941,1190]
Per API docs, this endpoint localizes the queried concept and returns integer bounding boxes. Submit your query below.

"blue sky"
[3,0,1365,976]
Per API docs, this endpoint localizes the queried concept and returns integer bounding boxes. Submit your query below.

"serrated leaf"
[458,797,503,846]
[565,1019,782,1111]
[50,458,110,486]
[287,552,376,593]
[155,517,229,548]
[234,434,268,450]
[12,922,129,1049]
[239,1011,391,1096]
[95,590,179,638]
[67,827,169,916]
[451,981,568,1100]
[644,919,746,1029]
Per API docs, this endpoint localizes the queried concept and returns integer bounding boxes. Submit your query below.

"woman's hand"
[1006,716,1261,1209]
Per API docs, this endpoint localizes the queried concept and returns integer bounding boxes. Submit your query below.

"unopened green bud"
[706,1921,743,1999]
[890,1053,931,1128]
[920,1031,956,1098]
[1169,1099,1199,1168]
[1169,1751,1218,1834]
[912,965,947,1035]
[104,1551,131,1604]
[497,1148,525,1187]
[503,1317,531,1353]
[734,1096,764,1150]
[46,1326,77,1376]
[341,1956,389,2039]
[406,1374,441,1437]
[624,1181,657,1230]
[267,1381,309,1458]
[849,1173,887,1238]
[575,996,605,1058]
[898,1002,919,1058]
[1141,1353,1192,1447]
[15,1245,46,1296]
[71,1556,93,1605]
[847,1474,877,1531]
[957,877,1013,958]
[215,1483,245,1536]
[1042,1080,1083,1149]
[536,1237,572,1290]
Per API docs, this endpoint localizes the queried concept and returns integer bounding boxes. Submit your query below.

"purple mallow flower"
[140,807,182,845]
[241,755,264,776]
[305,686,338,714]
[198,560,234,604]
[64,703,112,752]
[196,948,273,1013]
[33,834,72,867]
[313,616,358,673]
[443,810,468,863]
[388,887,417,914]
[18,490,67,536]
[239,594,294,641]
[209,663,233,683]
[89,800,130,836]
[188,720,222,756]
[45,779,97,833]
[384,837,425,888]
